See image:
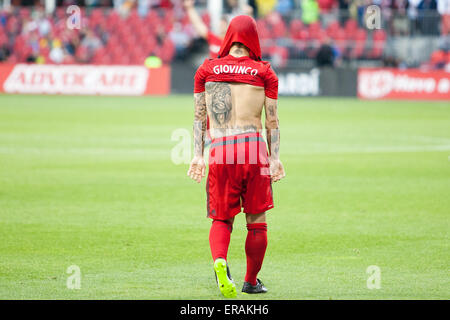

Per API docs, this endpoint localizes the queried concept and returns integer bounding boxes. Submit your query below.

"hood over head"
[218,15,261,61]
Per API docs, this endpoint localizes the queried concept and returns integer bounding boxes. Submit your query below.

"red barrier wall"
[0,64,170,96]
[358,68,450,100]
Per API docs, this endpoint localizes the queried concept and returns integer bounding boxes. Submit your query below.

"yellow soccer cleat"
[213,258,237,298]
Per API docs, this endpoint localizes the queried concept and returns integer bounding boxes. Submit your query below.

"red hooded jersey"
[194,55,278,99]
[194,15,278,100]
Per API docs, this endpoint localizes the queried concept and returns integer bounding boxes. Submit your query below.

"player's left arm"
[265,97,285,182]
[187,91,207,183]
[264,65,285,183]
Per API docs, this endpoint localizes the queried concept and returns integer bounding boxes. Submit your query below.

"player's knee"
[246,212,266,224]
[212,218,234,232]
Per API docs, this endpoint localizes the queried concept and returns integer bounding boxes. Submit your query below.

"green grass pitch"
[0,94,448,299]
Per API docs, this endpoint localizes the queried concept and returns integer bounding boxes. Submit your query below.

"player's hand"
[269,158,285,183]
[187,156,206,183]
[183,0,195,9]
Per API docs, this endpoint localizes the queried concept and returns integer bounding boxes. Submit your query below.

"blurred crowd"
[0,0,449,69]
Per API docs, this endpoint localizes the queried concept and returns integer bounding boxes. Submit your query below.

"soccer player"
[183,0,228,58]
[187,15,285,298]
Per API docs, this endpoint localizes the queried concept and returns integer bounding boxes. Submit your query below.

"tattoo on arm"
[264,98,280,159]
[205,82,232,127]
[268,129,280,159]
[193,92,207,157]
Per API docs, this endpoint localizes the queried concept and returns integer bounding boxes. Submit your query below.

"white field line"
[398,135,450,144]
[0,146,169,157]
[282,144,450,154]
[0,134,170,146]
[0,145,449,157]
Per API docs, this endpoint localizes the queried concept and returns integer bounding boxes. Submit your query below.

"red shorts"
[206,132,274,220]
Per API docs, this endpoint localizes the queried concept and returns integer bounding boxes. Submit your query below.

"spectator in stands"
[116,0,140,16]
[22,8,53,38]
[61,29,79,57]
[301,0,320,25]
[0,45,9,62]
[224,0,240,15]
[276,0,294,17]
[247,0,259,18]
[81,29,102,53]
[183,0,228,58]
[391,0,410,35]
[349,0,365,28]
[315,38,336,66]
[25,31,40,61]
[429,49,447,68]
[3,0,438,67]
[0,9,7,28]
[224,0,254,17]
[255,0,277,17]
[417,0,439,35]
[408,0,422,34]
[75,45,90,64]
[338,0,350,26]
[382,55,400,67]
[317,0,337,27]
[156,0,175,8]
[49,39,65,64]
[437,0,450,35]
[169,21,192,59]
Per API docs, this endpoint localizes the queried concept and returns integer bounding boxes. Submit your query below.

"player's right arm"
[183,0,208,39]
[187,59,208,183]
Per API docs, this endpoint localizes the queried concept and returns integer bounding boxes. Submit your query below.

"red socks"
[245,223,268,286]
[209,220,268,286]
[209,219,233,261]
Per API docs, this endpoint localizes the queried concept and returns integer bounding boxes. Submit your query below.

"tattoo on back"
[206,82,232,127]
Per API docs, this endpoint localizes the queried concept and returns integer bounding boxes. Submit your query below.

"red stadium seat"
[307,22,322,40]
[269,45,289,68]
[344,19,358,32]
[326,20,340,38]
[90,9,103,22]
[19,7,31,19]
[0,33,7,46]
[159,39,175,64]
[118,55,131,65]
[63,54,76,64]
[289,19,305,40]
[7,54,18,64]
[106,10,121,30]
[369,29,386,58]
[349,28,367,58]
[55,7,66,20]
[331,27,347,53]
[141,36,157,55]
[317,29,328,44]
[127,9,140,22]
[146,10,162,29]
[266,12,287,38]
[256,19,271,40]
[430,50,446,64]
[0,5,396,66]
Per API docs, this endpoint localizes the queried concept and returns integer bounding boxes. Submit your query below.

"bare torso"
[205,82,265,139]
